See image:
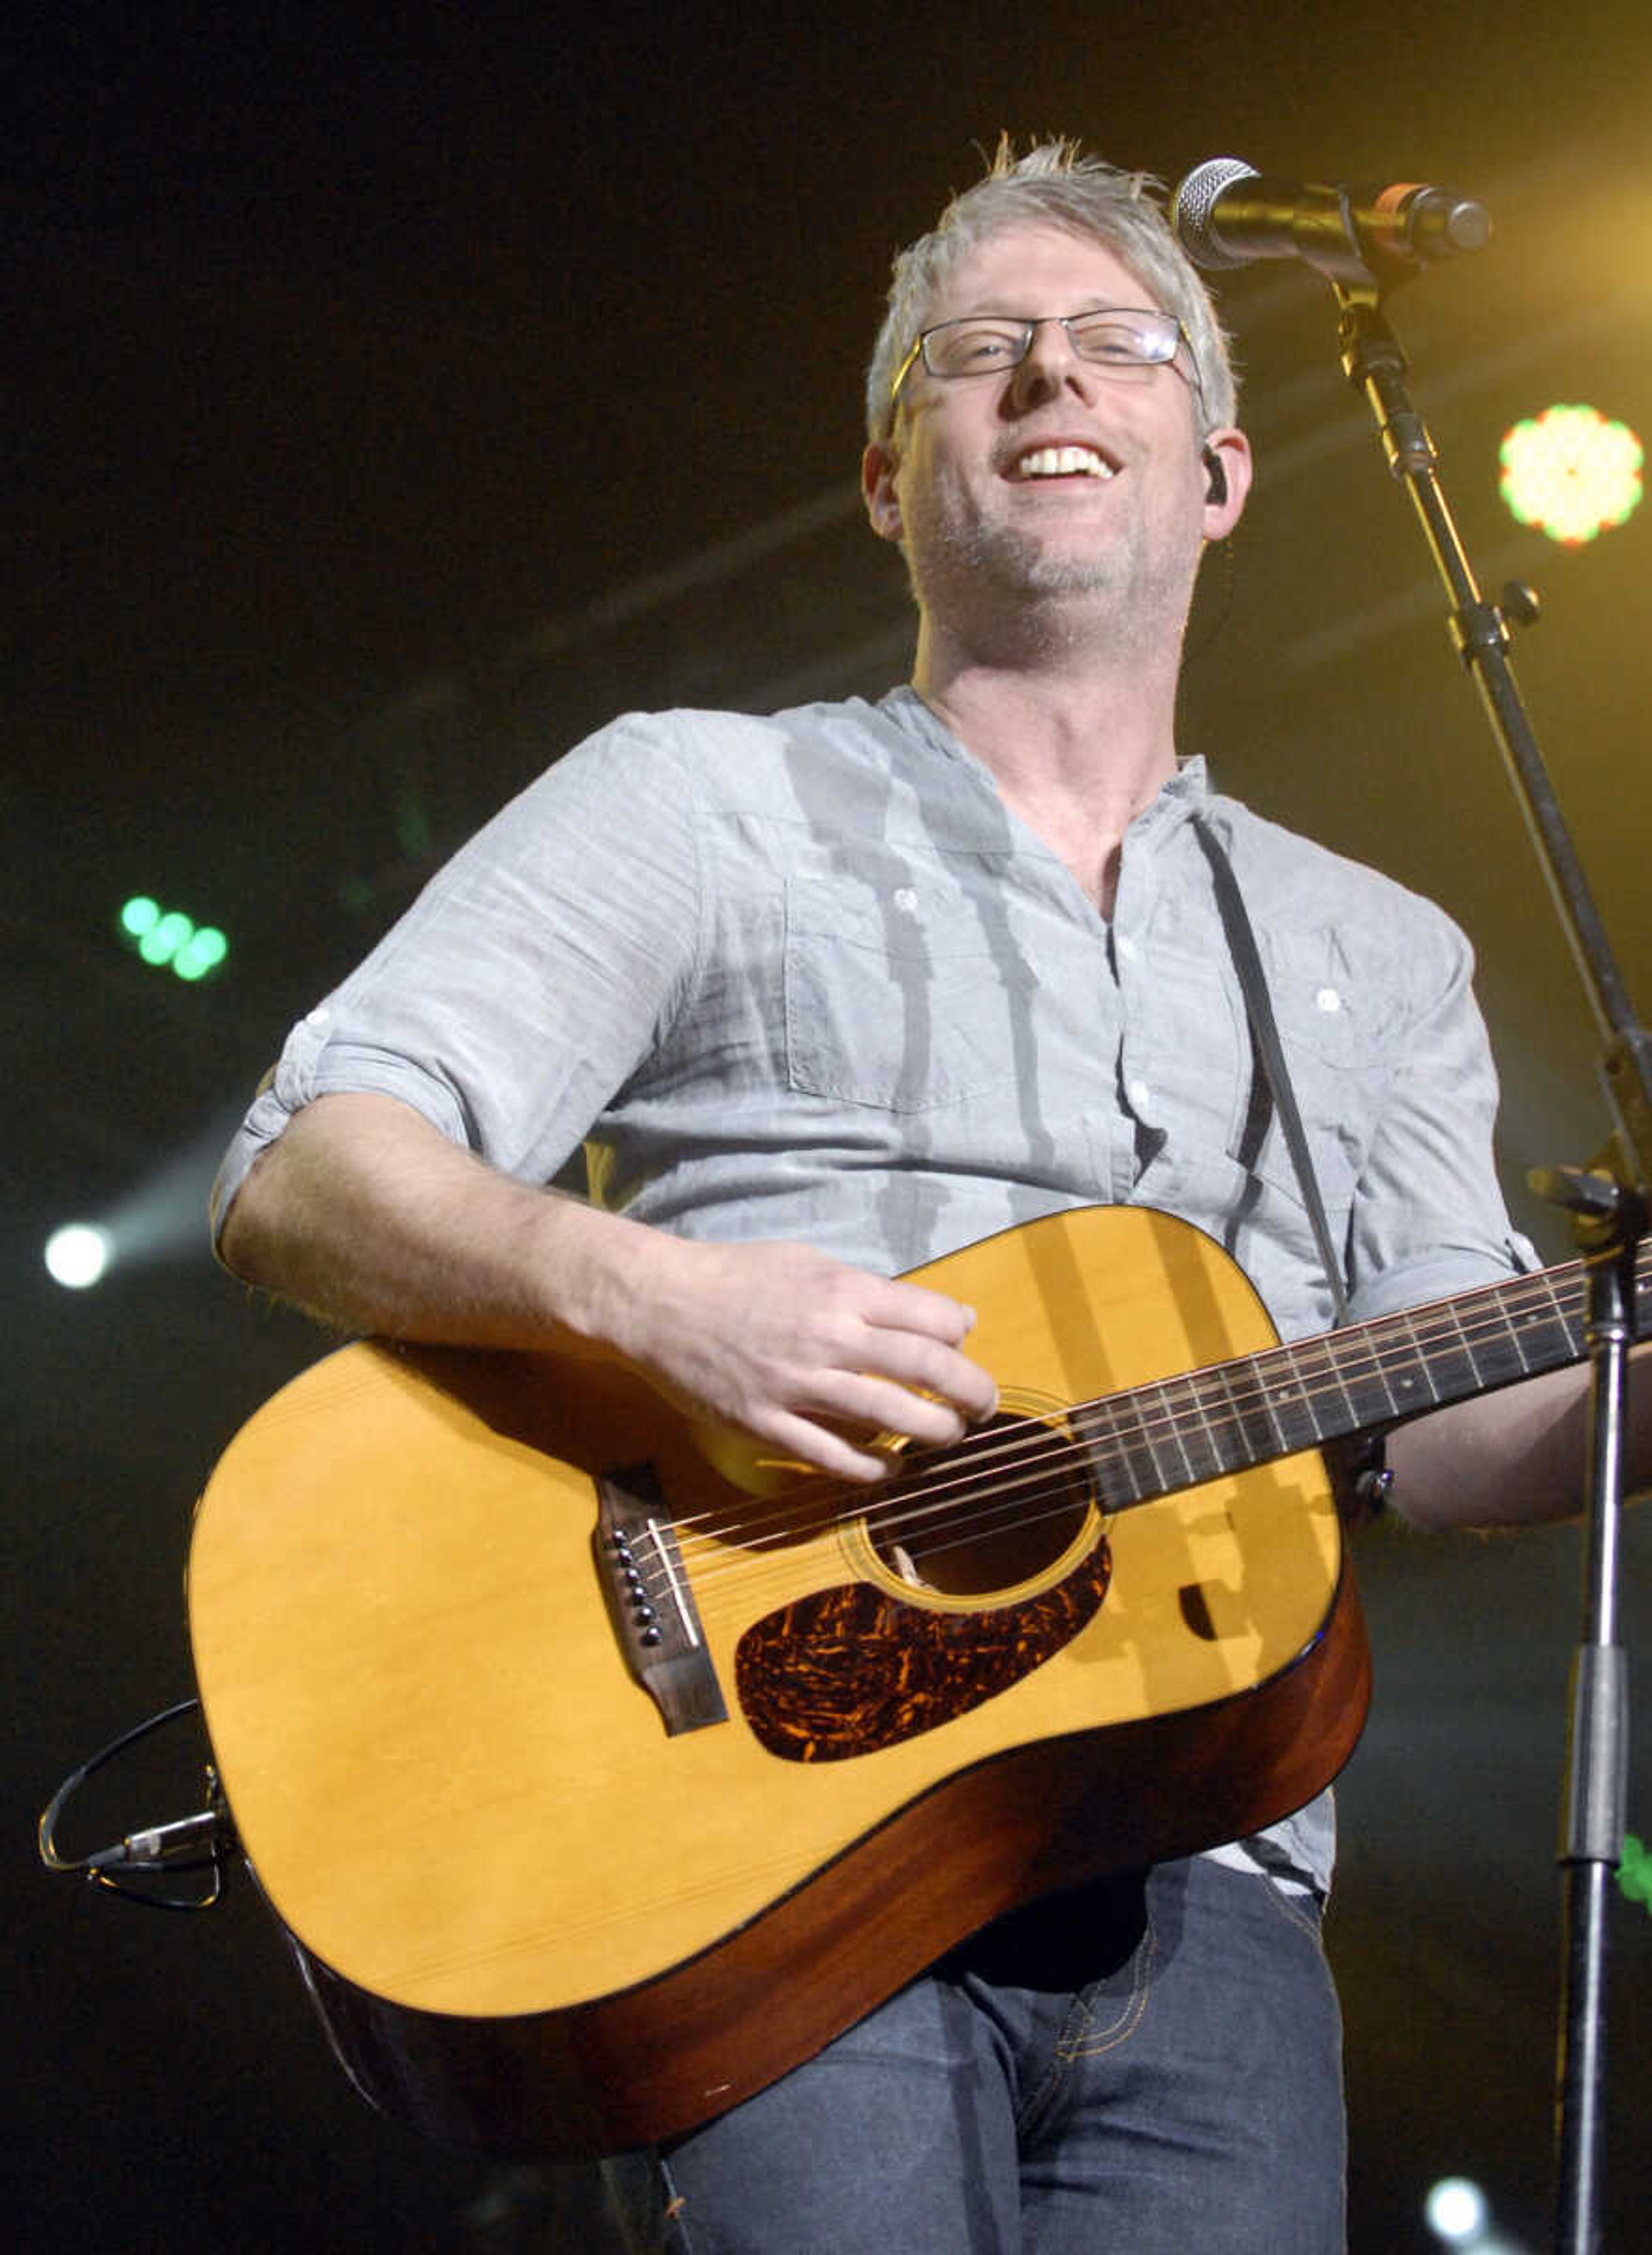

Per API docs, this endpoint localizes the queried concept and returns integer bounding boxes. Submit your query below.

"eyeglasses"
[890,307,1193,407]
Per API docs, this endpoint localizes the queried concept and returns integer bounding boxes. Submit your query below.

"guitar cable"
[37,1697,236,1912]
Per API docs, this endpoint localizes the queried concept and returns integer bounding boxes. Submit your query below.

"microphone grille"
[1171,157,1260,271]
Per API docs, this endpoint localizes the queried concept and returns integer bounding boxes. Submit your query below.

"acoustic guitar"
[187,1201,1627,2155]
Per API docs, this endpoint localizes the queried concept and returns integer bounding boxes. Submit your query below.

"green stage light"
[1618,1832,1652,1912]
[173,926,228,981]
[1500,404,1643,545]
[118,896,230,982]
[139,910,193,965]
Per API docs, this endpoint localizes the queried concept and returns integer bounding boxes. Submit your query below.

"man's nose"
[1008,319,1097,405]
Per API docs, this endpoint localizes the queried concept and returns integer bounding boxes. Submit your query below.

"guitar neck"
[1077,1245,1652,1509]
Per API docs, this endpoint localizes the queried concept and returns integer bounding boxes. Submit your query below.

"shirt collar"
[878,684,1211,847]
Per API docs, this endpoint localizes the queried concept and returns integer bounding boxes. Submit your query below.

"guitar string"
[669,1257,1583,1556]
[658,1255,1610,1602]
[622,1254,1630,1620]
[667,1286,1449,1613]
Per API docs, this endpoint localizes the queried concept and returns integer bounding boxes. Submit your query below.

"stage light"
[1618,1831,1652,1910]
[1423,2175,1535,2253]
[119,896,229,982]
[44,1223,113,1290]
[38,1108,248,1295]
[1427,2179,1487,2243]
[1499,404,1643,545]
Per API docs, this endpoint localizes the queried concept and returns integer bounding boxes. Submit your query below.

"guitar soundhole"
[734,1405,1112,1764]
[871,1408,1094,1597]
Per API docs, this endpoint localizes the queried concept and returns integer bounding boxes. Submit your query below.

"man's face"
[863,225,1246,653]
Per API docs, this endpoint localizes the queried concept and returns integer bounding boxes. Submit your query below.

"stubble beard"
[906,504,1182,665]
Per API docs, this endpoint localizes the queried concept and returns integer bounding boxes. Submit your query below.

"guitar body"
[188,1205,1370,2155]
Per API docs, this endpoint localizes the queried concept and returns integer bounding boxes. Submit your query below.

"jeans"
[604,1855,1346,2254]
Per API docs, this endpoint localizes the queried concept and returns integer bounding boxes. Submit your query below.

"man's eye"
[946,329,1020,367]
[1076,325,1143,360]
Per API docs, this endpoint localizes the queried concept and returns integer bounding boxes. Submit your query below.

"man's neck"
[912,621,1183,912]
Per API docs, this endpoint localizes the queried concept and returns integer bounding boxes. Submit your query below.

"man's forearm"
[216,1090,655,1354]
[1386,1347,1652,1531]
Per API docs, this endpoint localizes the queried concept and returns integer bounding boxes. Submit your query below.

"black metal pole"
[1325,271,1645,2255]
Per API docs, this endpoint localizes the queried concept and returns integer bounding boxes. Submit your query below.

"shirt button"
[892,887,919,915]
[1315,986,1342,1014]
[1127,1077,1153,1112]
[1116,932,1138,962]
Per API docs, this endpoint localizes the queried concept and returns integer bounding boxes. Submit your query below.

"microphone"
[1172,158,1491,277]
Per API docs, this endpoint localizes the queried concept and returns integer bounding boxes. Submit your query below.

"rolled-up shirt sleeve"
[1341,901,1538,1323]
[210,716,705,1247]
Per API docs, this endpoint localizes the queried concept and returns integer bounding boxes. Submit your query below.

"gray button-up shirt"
[215,687,1535,1891]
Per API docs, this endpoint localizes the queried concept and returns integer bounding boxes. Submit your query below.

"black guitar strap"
[1192,816,1352,1329]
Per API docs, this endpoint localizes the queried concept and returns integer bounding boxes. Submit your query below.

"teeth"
[1018,446,1112,479]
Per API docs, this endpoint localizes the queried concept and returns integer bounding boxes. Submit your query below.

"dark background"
[10,6,1652,2248]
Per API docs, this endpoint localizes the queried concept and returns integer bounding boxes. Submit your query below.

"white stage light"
[44,1223,113,1290]
[1426,2177,1489,2245]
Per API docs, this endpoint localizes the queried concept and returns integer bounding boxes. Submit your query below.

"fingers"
[627,1237,999,1481]
[764,1291,999,1477]
[749,1368,981,1486]
[869,1324,999,1427]
[755,1409,910,1488]
[858,1278,999,1426]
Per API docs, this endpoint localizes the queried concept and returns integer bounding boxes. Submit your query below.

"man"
[214,143,1641,2252]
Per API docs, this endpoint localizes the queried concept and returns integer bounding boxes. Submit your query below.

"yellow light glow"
[1499,404,1643,546]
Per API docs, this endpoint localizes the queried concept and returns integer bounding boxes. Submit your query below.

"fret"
[1079,1392,1151,1509]
[1150,1380,1199,1490]
[1160,1380,1238,1491]
[1475,1294,1543,1387]
[1503,1281,1540,1376]
[1113,1387,1162,1503]
[1523,1281,1569,1362]
[1320,1336,1378,1445]
[1175,1370,1238,1486]
[1486,1291,1544,1383]
[1337,1325,1406,1427]
[1256,1346,1322,1457]
[1374,1309,1442,1420]
[1424,1301,1480,1405]
[1314,1334,1362,1442]
[1209,1355,1285,1475]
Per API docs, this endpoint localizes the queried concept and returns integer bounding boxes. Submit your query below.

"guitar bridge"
[595,1463,728,1737]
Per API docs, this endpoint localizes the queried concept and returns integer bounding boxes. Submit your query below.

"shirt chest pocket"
[1261,934,1402,1074]
[783,873,1036,1112]
[1250,934,1404,1196]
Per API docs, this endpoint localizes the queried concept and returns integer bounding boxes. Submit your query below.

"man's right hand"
[592,1233,999,1485]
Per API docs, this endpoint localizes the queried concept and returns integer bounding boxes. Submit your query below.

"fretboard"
[1074,1248,1652,1509]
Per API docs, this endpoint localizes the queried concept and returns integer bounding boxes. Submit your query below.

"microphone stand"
[1302,224,1648,2255]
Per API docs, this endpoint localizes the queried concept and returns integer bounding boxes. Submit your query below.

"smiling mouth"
[1011,444,1116,481]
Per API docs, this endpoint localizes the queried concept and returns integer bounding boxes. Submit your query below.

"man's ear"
[861,440,904,544]
[1199,427,1252,539]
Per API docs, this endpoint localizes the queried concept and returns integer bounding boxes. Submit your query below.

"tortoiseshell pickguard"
[734,1544,1113,1762]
